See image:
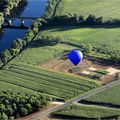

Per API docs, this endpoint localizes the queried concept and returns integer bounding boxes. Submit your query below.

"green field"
[84,84,120,106]
[0,63,100,100]
[38,26,120,54]
[60,0,120,21]
[11,42,76,66]
[53,104,120,118]
[0,80,36,94]
[11,32,77,65]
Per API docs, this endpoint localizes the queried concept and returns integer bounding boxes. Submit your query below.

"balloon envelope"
[69,50,83,66]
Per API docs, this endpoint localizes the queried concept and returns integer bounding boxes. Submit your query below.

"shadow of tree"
[42,24,120,33]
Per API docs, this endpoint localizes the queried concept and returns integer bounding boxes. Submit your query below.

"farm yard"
[42,54,120,84]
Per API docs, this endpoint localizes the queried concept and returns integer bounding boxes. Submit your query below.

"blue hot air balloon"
[69,50,83,66]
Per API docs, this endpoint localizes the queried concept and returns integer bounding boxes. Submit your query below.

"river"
[0,0,47,52]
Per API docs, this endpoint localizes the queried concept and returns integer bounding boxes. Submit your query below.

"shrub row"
[62,40,93,55]
[0,91,50,120]
[46,14,103,26]
[36,35,61,46]
[46,14,120,27]
[0,18,46,68]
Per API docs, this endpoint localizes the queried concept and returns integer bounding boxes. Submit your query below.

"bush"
[0,112,8,120]
[19,107,28,116]
[96,69,109,75]
[68,67,80,73]
[1,49,12,63]
[90,73,102,79]
[38,35,62,46]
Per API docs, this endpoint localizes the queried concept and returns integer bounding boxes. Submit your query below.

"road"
[27,79,120,120]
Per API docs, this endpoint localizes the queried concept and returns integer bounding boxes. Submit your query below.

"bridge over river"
[0,0,47,53]
[3,16,40,29]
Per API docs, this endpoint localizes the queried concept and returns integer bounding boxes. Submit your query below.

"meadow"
[11,42,76,66]
[84,84,120,106]
[0,63,100,101]
[53,104,120,118]
[39,26,120,54]
[10,31,78,66]
[60,0,120,21]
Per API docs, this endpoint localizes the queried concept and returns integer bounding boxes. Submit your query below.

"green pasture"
[11,41,76,66]
[39,26,120,53]
[0,63,100,100]
[53,104,120,118]
[84,83,120,106]
[60,0,120,21]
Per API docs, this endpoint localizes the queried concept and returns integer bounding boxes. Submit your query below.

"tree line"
[0,18,46,68]
[45,14,120,26]
[0,0,27,28]
[0,91,50,120]
[0,0,25,15]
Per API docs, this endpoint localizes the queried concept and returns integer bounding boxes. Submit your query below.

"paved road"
[28,79,120,120]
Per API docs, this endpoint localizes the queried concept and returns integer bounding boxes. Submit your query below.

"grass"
[0,63,100,100]
[60,0,120,21]
[0,80,35,94]
[11,38,76,66]
[39,26,120,54]
[83,83,120,106]
[53,104,120,118]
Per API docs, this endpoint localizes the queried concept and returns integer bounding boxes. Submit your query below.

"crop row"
[0,64,100,100]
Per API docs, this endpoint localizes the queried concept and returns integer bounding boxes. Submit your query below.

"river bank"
[0,0,47,67]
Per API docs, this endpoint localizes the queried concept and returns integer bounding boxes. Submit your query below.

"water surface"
[0,0,47,52]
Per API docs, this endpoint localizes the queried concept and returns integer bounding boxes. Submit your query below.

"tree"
[110,52,120,65]
[79,15,85,24]
[84,44,93,54]
[0,104,5,112]
[25,104,32,113]
[12,40,20,49]
[1,49,12,63]
[10,48,18,56]
[86,14,97,25]
[22,40,27,47]
[0,61,3,67]
[6,107,14,116]
[0,112,8,120]
[19,107,28,116]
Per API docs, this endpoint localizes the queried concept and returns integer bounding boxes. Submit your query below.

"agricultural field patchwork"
[52,104,120,119]
[0,63,100,101]
[83,84,120,106]
[0,80,35,94]
[39,26,120,54]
